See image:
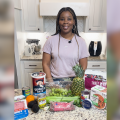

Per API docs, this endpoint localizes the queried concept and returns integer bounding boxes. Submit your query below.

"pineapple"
[71,64,85,96]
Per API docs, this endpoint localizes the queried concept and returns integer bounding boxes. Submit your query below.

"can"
[37,93,46,109]
[31,72,46,96]
[22,86,31,97]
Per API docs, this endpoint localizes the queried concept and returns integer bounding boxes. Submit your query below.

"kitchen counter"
[15,89,107,120]
[21,54,106,61]
[88,54,106,61]
[20,54,43,61]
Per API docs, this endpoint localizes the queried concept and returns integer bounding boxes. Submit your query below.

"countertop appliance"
[26,39,41,55]
[24,44,32,56]
[89,41,102,56]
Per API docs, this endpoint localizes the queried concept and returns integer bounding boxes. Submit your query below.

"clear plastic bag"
[45,81,72,96]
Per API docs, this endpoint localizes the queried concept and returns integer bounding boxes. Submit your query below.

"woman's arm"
[42,52,53,82]
[79,57,88,71]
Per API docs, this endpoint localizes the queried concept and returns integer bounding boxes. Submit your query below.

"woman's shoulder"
[47,34,59,41]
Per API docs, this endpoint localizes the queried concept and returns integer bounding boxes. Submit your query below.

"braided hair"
[52,7,80,60]
[52,7,80,36]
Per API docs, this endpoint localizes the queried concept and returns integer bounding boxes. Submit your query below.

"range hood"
[40,0,90,16]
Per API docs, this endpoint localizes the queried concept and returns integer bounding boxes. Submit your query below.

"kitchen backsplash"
[17,16,106,57]
[44,16,84,34]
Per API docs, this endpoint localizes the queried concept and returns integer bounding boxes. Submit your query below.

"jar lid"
[82,99,92,109]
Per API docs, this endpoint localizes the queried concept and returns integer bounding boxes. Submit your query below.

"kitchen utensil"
[89,41,102,56]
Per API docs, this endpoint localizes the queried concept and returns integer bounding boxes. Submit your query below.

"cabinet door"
[87,0,106,32]
[24,69,43,94]
[22,0,43,31]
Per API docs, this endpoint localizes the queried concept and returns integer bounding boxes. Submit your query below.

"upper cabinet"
[40,2,90,16]
[84,0,106,32]
[22,0,44,32]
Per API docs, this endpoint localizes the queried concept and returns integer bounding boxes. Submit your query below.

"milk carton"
[90,85,107,109]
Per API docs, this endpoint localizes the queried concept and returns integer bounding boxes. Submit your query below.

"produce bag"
[85,74,107,90]
[49,101,75,112]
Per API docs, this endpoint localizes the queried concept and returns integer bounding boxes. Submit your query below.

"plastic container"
[31,72,46,96]
[82,99,92,109]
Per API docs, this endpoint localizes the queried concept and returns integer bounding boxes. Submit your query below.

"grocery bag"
[85,77,107,90]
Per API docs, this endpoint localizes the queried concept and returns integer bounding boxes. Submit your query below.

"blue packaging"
[14,95,29,120]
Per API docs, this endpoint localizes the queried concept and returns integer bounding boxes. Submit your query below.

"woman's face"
[59,11,75,34]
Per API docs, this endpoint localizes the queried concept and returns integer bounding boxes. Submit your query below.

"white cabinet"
[14,0,22,9]
[24,68,43,93]
[22,0,44,32]
[87,61,106,71]
[21,61,44,89]
[85,0,106,32]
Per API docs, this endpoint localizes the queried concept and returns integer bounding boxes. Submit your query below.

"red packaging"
[50,101,75,112]
[31,72,46,96]
[85,77,107,90]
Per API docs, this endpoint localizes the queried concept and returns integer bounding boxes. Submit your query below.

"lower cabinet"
[87,61,106,72]
[24,68,43,93]
[21,60,43,90]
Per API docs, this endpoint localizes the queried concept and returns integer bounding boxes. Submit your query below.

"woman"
[42,7,89,82]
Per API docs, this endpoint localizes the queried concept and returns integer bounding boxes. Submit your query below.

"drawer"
[24,61,42,69]
[87,61,106,69]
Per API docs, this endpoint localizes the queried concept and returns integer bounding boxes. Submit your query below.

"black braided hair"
[52,7,80,36]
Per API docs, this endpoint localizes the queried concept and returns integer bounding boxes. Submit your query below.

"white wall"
[80,32,107,55]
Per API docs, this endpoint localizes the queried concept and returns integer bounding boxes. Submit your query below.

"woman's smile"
[59,11,75,34]
[62,26,69,30]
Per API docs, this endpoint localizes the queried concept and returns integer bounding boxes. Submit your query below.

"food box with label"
[90,85,107,109]
[14,95,29,120]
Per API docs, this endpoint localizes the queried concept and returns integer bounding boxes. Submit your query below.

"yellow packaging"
[37,94,46,109]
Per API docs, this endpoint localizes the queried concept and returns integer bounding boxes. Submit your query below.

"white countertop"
[21,54,106,61]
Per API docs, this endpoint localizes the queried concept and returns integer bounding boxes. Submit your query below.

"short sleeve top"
[43,33,89,78]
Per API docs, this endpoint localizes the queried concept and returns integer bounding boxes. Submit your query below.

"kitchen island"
[15,89,107,120]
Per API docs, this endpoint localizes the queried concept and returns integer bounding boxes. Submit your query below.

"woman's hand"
[42,52,53,82]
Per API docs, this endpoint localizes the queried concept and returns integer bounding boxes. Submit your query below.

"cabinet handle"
[92,65,100,67]
[89,28,91,30]
[38,28,40,30]
[29,65,37,66]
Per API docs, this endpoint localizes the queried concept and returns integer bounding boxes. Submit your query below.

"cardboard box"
[14,95,29,120]
[90,85,107,109]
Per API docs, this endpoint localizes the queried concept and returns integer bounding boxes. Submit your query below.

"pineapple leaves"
[72,64,84,78]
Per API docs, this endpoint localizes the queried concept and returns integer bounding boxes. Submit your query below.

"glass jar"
[37,93,46,109]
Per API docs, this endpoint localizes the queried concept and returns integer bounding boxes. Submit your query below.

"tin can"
[37,93,46,109]
[22,86,31,97]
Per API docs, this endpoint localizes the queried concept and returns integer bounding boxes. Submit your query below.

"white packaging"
[90,85,107,109]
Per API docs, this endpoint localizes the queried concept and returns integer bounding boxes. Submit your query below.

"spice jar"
[37,93,46,109]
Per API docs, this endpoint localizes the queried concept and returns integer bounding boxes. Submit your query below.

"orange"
[26,95,35,104]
